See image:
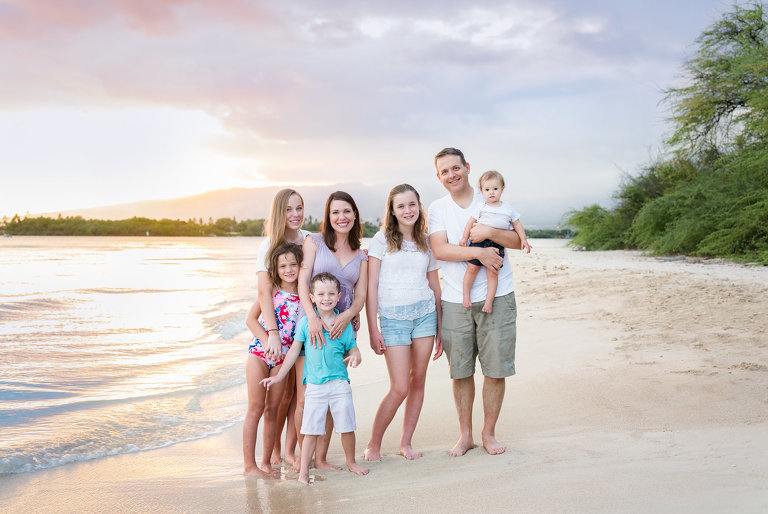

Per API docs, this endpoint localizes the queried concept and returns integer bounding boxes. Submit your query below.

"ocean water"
[0,236,262,474]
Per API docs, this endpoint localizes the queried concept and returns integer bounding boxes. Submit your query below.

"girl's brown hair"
[383,184,428,253]
[267,242,303,288]
[263,188,304,258]
[322,191,362,252]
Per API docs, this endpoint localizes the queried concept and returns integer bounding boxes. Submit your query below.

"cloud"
[0,0,736,220]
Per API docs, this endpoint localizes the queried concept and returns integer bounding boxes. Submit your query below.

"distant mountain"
[40,183,568,229]
[40,184,398,223]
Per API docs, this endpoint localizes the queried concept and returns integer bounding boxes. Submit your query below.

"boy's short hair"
[310,272,340,293]
[478,170,505,189]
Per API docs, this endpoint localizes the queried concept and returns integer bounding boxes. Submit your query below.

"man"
[427,147,521,456]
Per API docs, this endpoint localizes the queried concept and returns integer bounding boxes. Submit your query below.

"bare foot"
[482,434,506,455]
[259,462,280,476]
[298,473,310,485]
[481,301,493,314]
[244,465,270,477]
[462,296,472,308]
[284,452,298,468]
[363,446,381,462]
[287,461,301,473]
[399,445,422,460]
[314,459,344,471]
[270,448,282,466]
[347,462,370,476]
[448,436,476,457]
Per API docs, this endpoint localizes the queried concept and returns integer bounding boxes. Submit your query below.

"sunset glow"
[0,0,733,221]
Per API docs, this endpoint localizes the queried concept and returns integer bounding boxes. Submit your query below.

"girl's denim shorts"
[380,310,437,347]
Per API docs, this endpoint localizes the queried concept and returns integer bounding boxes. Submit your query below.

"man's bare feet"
[314,459,344,471]
[482,434,506,455]
[347,462,370,476]
[243,465,270,477]
[448,436,477,457]
[481,301,493,314]
[399,445,422,460]
[363,446,381,461]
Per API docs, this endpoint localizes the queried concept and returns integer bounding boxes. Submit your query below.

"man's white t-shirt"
[255,229,311,273]
[428,188,514,304]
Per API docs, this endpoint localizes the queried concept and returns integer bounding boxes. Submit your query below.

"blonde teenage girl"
[255,189,309,468]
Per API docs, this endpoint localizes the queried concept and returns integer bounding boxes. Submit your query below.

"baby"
[261,272,369,484]
[460,170,531,313]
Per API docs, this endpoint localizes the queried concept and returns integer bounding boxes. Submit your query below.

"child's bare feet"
[363,446,381,461]
[481,300,493,313]
[243,465,270,477]
[298,472,310,485]
[259,461,279,476]
[314,459,344,471]
[462,296,472,308]
[399,445,422,460]
[347,461,369,476]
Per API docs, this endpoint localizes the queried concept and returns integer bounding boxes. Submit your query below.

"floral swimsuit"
[248,289,305,369]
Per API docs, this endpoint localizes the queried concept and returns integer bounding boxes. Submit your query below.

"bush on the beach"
[566,3,768,264]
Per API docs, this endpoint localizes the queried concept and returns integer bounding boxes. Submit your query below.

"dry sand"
[2,239,766,513]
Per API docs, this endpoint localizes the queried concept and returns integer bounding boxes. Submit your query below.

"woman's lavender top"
[309,233,367,313]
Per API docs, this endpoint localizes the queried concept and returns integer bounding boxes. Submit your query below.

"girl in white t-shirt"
[364,184,443,461]
[253,188,310,470]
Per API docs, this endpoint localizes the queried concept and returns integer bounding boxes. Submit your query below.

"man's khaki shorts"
[441,292,516,379]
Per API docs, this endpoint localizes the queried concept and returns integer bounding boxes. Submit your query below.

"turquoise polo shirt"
[294,308,357,385]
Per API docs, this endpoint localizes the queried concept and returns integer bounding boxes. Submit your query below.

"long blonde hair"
[383,184,428,253]
[263,188,304,258]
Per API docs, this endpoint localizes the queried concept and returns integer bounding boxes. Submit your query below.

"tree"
[666,2,768,154]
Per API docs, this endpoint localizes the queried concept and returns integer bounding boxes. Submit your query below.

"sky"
[0,0,738,223]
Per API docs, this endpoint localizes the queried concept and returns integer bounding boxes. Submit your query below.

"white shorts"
[300,379,356,435]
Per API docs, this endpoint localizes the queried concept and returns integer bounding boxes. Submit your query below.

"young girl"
[364,184,443,461]
[256,188,310,468]
[243,243,305,476]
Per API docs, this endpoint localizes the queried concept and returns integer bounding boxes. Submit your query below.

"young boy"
[459,170,531,313]
[260,272,369,484]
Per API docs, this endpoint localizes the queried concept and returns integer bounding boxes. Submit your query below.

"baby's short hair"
[478,170,505,188]
[310,272,340,293]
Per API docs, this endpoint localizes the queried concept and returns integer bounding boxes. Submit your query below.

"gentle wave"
[0,236,263,474]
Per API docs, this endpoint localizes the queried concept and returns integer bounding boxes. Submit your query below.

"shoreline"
[2,240,767,513]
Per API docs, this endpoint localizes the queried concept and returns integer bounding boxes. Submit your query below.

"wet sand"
[2,240,767,513]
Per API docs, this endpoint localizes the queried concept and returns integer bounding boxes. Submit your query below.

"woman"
[364,184,442,461]
[254,188,309,469]
[297,190,368,470]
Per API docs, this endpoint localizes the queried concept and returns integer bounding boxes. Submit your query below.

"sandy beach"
[2,239,766,513]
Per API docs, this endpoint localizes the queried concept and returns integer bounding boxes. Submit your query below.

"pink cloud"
[0,0,273,39]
